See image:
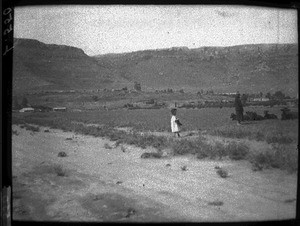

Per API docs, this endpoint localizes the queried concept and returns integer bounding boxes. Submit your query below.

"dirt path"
[12,125,297,222]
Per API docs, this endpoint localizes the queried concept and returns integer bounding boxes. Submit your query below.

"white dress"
[171,115,179,133]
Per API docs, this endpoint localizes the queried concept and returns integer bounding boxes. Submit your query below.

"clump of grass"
[209,122,296,145]
[265,134,293,144]
[65,137,73,140]
[23,124,40,132]
[181,165,188,171]
[210,125,261,140]
[216,168,228,178]
[225,141,249,160]
[44,129,50,133]
[172,139,205,156]
[208,200,224,206]
[54,165,67,177]
[248,144,298,172]
[58,151,67,157]
[12,130,19,135]
[251,162,263,171]
[121,145,126,152]
[172,138,249,161]
[141,152,162,159]
[104,143,113,149]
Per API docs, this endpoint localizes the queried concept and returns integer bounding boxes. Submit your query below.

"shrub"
[226,141,249,160]
[54,165,67,177]
[104,143,113,149]
[248,144,297,172]
[208,200,224,206]
[23,124,40,132]
[209,121,296,144]
[216,168,228,178]
[12,130,19,136]
[141,152,162,159]
[181,165,188,171]
[265,134,293,144]
[58,151,67,157]
[121,145,126,152]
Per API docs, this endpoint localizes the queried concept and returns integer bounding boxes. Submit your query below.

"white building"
[19,107,34,113]
[53,107,67,112]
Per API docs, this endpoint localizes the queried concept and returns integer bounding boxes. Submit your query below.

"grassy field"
[12,105,298,172]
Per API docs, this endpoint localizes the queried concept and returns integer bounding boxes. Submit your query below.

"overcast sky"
[14,5,297,56]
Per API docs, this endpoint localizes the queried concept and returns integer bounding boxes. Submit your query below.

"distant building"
[53,107,67,112]
[19,107,34,113]
[252,98,270,102]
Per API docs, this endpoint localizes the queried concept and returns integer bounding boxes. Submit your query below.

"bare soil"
[12,125,297,222]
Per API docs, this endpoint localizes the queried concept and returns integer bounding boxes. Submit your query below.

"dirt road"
[12,125,297,222]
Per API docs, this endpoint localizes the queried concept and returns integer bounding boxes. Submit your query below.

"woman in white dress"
[170,108,182,137]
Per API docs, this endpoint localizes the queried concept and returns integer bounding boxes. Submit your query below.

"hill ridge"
[12,38,298,96]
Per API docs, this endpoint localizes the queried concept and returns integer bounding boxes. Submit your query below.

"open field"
[12,105,298,140]
[13,105,296,130]
[13,105,298,171]
[12,98,298,222]
[12,125,297,221]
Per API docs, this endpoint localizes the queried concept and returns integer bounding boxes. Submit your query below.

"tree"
[265,92,272,99]
[21,97,28,107]
[179,89,184,94]
[273,91,285,100]
[134,82,141,91]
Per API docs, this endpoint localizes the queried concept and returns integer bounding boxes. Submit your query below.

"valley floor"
[12,125,297,222]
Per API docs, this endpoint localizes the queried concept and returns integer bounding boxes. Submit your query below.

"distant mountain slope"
[13,38,115,94]
[94,44,298,96]
[13,38,298,97]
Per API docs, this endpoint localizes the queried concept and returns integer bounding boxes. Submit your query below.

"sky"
[14,5,298,56]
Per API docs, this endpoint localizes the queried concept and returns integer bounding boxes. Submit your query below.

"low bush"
[216,168,228,178]
[54,165,67,177]
[23,124,40,132]
[248,144,298,172]
[58,151,67,157]
[173,138,249,161]
[141,152,162,159]
[208,200,224,206]
[226,141,249,160]
[121,145,126,152]
[104,143,113,149]
[265,134,293,144]
[209,120,297,145]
